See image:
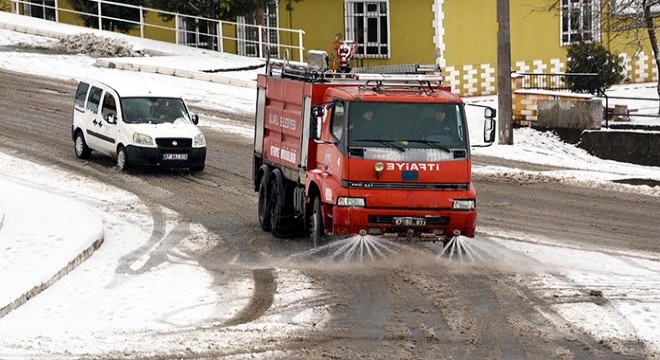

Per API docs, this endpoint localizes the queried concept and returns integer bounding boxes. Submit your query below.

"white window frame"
[344,0,391,59]
[560,0,600,46]
[238,1,280,58]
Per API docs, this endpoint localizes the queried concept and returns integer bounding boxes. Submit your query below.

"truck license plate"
[163,153,188,161]
[394,217,426,226]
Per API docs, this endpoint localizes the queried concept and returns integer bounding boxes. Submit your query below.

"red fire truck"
[253,53,496,247]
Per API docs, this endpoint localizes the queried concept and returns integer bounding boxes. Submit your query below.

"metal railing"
[10,0,305,61]
[516,72,599,92]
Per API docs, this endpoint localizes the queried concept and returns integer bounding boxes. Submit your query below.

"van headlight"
[194,133,206,147]
[337,197,366,207]
[452,199,475,210]
[133,132,153,145]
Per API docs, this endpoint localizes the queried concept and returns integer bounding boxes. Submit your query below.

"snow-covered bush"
[55,33,142,57]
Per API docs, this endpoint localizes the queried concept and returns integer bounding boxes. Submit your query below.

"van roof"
[80,78,183,99]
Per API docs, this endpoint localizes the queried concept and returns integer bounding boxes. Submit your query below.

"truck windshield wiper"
[399,139,452,153]
[352,139,406,152]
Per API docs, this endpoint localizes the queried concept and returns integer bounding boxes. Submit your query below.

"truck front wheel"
[258,178,271,232]
[310,197,324,248]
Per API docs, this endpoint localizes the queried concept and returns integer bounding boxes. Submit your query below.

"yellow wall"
[444,0,496,66]
[278,0,344,62]
[387,0,435,65]
[279,0,435,65]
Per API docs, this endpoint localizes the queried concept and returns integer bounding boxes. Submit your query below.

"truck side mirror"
[191,114,199,125]
[310,107,323,141]
[312,106,325,118]
[483,118,496,143]
[484,107,496,119]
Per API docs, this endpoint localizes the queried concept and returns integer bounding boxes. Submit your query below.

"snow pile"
[54,33,142,57]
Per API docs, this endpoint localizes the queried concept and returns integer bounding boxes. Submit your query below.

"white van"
[72,79,207,172]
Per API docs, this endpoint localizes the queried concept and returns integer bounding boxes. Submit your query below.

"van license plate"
[394,217,426,226]
[163,153,188,161]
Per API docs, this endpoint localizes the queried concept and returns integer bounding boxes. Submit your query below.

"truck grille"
[343,181,469,191]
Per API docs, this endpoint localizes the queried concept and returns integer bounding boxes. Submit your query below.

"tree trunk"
[643,1,660,114]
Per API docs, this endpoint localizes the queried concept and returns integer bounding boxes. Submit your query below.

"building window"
[344,0,390,58]
[561,0,599,45]
[237,1,280,58]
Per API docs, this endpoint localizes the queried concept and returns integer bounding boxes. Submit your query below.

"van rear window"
[74,82,89,110]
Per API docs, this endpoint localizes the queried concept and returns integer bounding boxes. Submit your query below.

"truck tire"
[269,178,287,237]
[310,196,324,248]
[74,131,91,159]
[258,177,272,232]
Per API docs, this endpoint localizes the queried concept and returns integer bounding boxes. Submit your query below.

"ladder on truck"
[265,51,445,91]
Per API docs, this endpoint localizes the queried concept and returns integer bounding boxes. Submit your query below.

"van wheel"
[258,177,272,232]
[74,132,91,159]
[309,196,324,248]
[116,146,130,172]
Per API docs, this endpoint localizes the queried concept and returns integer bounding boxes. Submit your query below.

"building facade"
[12,0,659,97]
[277,0,659,96]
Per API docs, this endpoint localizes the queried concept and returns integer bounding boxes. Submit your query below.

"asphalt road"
[1,68,657,359]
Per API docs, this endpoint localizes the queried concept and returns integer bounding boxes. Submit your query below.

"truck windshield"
[121,97,192,125]
[348,102,467,154]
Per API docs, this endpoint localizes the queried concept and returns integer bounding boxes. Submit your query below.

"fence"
[515,72,599,92]
[515,72,660,128]
[10,0,305,61]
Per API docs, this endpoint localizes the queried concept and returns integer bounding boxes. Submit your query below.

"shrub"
[566,42,624,95]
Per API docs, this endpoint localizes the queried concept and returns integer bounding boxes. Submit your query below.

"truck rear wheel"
[310,197,324,248]
[269,178,287,237]
[258,178,271,232]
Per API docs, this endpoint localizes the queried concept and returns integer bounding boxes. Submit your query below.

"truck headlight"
[337,197,366,207]
[452,199,475,210]
[194,133,206,147]
[133,132,153,145]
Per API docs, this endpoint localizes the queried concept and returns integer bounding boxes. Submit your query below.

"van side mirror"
[105,113,117,124]
[191,114,199,125]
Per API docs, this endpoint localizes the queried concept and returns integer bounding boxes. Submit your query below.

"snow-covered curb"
[0,235,103,319]
[96,57,256,88]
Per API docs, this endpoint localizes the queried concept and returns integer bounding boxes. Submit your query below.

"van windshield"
[121,97,192,124]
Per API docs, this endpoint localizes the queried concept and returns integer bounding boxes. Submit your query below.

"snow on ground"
[1,13,660,356]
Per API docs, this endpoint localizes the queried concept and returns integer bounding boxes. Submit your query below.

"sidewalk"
[0,176,103,318]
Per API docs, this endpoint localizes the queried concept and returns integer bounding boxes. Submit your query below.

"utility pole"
[497,0,513,144]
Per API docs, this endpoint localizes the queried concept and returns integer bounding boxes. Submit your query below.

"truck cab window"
[331,101,345,141]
